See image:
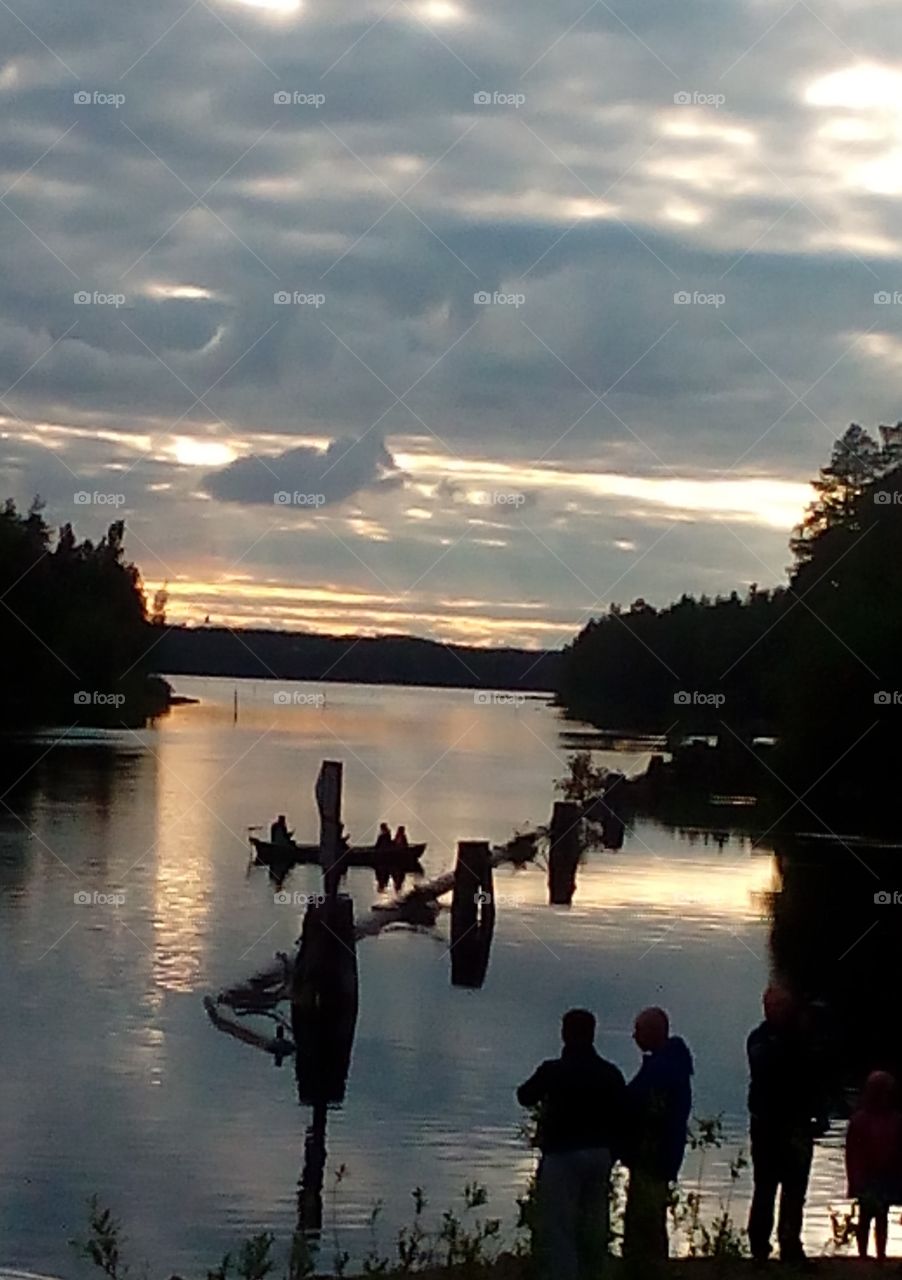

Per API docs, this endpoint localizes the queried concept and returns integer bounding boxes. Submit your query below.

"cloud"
[202,434,405,507]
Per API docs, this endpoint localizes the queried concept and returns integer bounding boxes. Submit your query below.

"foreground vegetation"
[73,1117,883,1280]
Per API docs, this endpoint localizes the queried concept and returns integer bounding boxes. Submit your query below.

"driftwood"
[211,837,538,1016]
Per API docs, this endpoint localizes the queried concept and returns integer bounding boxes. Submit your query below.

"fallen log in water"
[212,836,539,1014]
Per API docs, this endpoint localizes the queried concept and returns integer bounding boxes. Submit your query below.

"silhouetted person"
[517,1008,626,1280]
[374,822,393,892]
[747,984,828,1266]
[846,1070,902,1262]
[270,814,291,845]
[622,1006,693,1270]
[393,824,409,849]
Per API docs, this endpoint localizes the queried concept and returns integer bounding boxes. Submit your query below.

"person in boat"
[270,814,292,846]
[374,822,393,892]
[393,825,409,850]
[391,826,410,890]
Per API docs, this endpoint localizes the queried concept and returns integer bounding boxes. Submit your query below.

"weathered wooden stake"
[450,840,495,988]
[548,800,581,905]
[315,759,344,900]
[292,893,359,1105]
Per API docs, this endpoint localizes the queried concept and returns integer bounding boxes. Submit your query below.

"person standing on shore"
[846,1070,902,1263]
[621,1007,694,1270]
[747,984,828,1266]
[517,1008,626,1280]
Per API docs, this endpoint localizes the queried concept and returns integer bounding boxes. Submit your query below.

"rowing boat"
[249,836,426,870]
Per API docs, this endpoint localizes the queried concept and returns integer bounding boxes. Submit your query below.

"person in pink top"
[846,1070,902,1262]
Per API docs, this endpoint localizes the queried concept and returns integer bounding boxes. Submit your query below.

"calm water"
[0,679,857,1273]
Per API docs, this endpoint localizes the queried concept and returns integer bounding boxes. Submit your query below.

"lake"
[0,678,866,1272]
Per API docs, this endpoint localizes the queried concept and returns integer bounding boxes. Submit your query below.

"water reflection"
[1,680,900,1272]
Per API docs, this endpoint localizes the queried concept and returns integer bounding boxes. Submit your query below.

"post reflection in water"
[1,679,900,1272]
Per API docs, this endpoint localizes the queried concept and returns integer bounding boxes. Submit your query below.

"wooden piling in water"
[292,893,359,1105]
[548,800,581,905]
[450,840,495,988]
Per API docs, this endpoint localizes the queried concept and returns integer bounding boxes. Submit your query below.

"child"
[846,1070,902,1262]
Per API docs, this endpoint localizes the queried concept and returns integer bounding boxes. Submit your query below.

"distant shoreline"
[154,624,562,693]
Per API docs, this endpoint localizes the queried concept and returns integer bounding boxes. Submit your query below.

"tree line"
[0,499,167,728]
[558,424,902,825]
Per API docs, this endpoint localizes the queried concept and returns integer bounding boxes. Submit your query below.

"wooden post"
[450,840,495,988]
[548,800,581,905]
[292,893,359,1105]
[315,759,343,900]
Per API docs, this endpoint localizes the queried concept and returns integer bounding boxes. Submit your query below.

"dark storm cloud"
[203,433,405,506]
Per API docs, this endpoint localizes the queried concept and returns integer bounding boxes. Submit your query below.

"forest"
[558,423,902,826]
[0,499,168,728]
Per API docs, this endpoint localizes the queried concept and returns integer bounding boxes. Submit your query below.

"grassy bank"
[323,1263,900,1278]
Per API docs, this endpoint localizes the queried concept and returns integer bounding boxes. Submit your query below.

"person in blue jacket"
[622,1006,694,1269]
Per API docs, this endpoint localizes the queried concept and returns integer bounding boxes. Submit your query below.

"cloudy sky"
[2,0,900,647]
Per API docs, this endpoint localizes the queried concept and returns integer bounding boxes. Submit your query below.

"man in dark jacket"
[517,1008,626,1280]
[747,984,828,1266]
[622,1007,694,1268]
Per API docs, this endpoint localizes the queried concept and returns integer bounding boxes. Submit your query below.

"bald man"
[622,1007,693,1268]
[747,984,828,1266]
